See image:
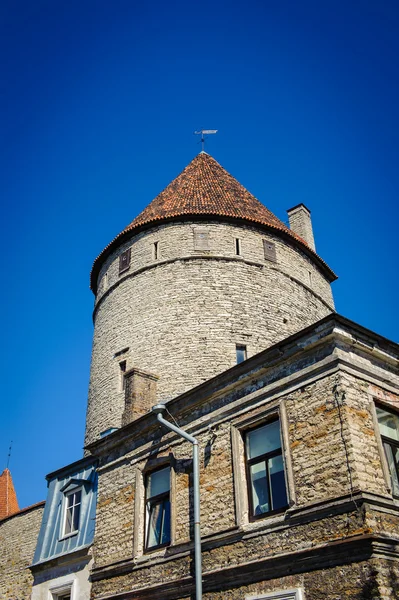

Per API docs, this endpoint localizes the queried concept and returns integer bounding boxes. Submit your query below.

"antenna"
[6,441,12,469]
[194,129,218,152]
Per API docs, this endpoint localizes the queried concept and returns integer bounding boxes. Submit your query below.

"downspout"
[152,404,202,600]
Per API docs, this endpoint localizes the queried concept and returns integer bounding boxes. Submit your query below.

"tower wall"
[84,221,334,446]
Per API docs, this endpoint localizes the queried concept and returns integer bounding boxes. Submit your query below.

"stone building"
[0,469,45,599]
[2,151,399,599]
[84,153,399,599]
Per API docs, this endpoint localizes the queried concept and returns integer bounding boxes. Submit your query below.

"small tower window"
[236,344,247,364]
[194,228,210,250]
[103,272,108,291]
[153,241,159,260]
[235,238,241,256]
[263,240,277,263]
[119,360,127,391]
[119,249,131,274]
[308,270,313,286]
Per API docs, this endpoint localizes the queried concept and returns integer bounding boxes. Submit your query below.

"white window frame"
[246,588,304,600]
[61,486,82,538]
[49,580,74,600]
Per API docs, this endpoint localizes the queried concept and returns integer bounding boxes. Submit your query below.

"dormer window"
[63,487,82,536]
[119,249,131,274]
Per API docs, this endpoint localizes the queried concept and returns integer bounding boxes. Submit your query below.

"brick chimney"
[122,368,159,426]
[287,203,316,251]
[0,468,19,519]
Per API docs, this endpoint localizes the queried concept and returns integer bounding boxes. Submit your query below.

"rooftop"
[91,152,336,291]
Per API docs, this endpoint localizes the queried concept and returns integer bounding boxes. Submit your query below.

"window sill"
[58,531,79,542]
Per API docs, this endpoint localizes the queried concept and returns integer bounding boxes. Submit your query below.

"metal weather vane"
[194,129,218,151]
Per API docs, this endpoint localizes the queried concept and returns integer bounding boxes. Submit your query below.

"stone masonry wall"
[85,221,335,445]
[0,504,44,600]
[91,366,399,598]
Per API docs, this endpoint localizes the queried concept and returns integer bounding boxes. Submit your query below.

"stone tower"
[84,152,336,446]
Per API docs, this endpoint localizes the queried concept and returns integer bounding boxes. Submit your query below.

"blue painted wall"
[32,457,97,564]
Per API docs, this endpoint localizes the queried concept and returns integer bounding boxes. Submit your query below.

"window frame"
[246,589,303,600]
[144,466,171,552]
[375,403,399,498]
[244,417,289,521]
[61,486,82,538]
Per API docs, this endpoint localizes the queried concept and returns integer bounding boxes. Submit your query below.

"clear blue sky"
[1,0,398,508]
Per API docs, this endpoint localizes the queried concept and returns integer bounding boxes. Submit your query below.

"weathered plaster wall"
[0,503,44,600]
[85,221,335,445]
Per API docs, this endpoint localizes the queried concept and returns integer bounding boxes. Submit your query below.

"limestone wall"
[0,503,44,600]
[85,221,335,445]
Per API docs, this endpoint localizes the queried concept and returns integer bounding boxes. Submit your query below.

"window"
[119,248,131,274]
[246,589,303,600]
[119,360,127,391]
[63,488,82,536]
[376,405,399,496]
[145,466,171,550]
[236,344,247,364]
[193,228,209,250]
[51,589,72,600]
[235,237,241,255]
[153,241,159,260]
[245,419,288,518]
[263,240,277,262]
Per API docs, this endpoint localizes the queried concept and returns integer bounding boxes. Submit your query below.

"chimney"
[122,368,159,426]
[287,204,316,251]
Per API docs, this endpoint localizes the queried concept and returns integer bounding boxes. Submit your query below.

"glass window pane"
[247,421,281,459]
[65,507,72,534]
[67,494,74,507]
[250,462,270,515]
[74,490,82,505]
[269,455,288,510]
[160,499,171,545]
[72,504,80,531]
[377,407,399,442]
[384,442,399,496]
[148,467,170,497]
[147,501,163,547]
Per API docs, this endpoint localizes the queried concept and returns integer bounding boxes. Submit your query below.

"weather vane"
[6,441,12,469]
[194,129,218,152]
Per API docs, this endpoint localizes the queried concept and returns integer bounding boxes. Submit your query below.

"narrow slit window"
[119,360,127,391]
[235,238,241,256]
[308,271,312,286]
[154,241,159,260]
[236,344,247,364]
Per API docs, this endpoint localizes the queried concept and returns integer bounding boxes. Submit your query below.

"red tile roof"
[90,152,336,291]
[0,468,19,519]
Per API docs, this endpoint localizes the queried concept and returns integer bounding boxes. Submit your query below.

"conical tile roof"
[91,152,336,291]
[0,468,19,520]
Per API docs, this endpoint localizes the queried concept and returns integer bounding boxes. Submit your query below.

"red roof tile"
[0,468,19,519]
[91,152,336,291]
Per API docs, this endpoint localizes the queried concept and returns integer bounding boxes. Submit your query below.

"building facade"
[2,151,399,599]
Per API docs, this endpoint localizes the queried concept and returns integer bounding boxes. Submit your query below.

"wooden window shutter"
[263,240,277,262]
[119,248,131,273]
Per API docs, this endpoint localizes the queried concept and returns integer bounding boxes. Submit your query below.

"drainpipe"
[152,404,202,600]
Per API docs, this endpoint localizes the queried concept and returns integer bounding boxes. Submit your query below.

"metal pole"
[152,404,202,600]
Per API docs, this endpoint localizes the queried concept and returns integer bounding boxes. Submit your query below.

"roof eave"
[90,214,337,294]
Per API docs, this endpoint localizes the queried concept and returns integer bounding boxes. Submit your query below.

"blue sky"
[1,0,398,508]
